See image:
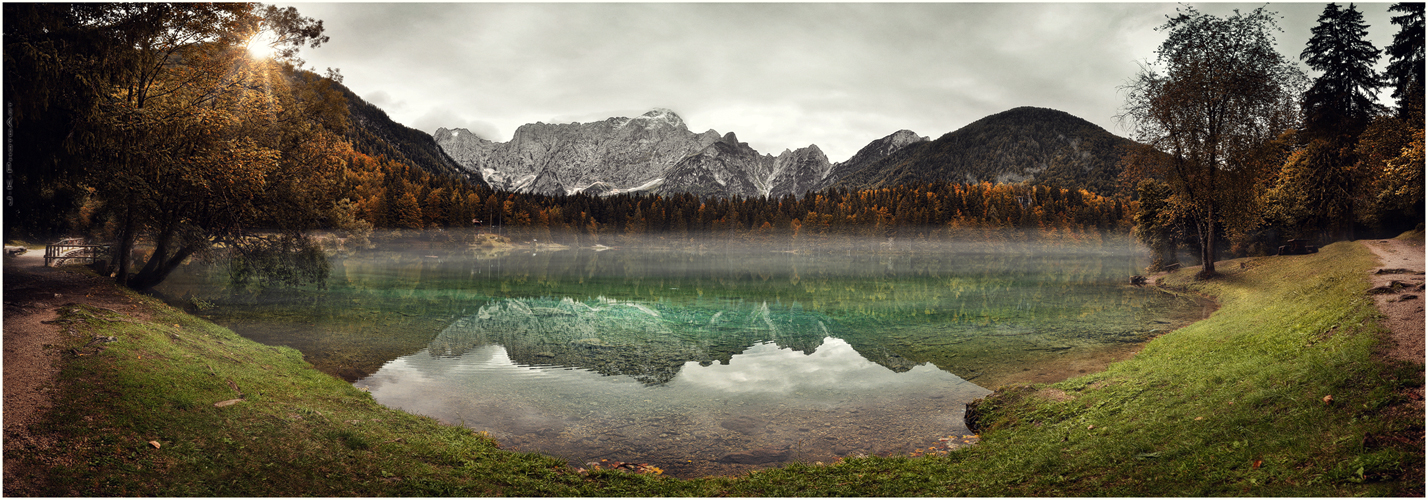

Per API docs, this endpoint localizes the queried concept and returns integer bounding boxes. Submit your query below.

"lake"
[156,230,1212,477]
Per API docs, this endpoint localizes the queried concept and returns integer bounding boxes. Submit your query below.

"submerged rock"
[718,416,765,435]
[717,446,789,464]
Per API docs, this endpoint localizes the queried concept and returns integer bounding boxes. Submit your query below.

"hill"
[335,84,487,188]
[829,107,1137,196]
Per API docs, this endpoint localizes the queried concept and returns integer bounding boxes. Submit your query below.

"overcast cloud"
[289,2,1401,163]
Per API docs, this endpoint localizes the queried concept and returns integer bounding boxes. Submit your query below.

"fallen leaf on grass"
[149,441,161,449]
[1322,395,1333,404]
[214,399,243,407]
[1253,459,1262,469]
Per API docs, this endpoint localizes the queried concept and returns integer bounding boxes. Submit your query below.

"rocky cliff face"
[658,132,767,198]
[658,132,835,199]
[435,109,726,196]
[434,109,883,199]
[768,145,833,199]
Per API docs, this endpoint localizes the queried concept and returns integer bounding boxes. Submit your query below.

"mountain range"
[427,106,1137,199]
[434,109,883,199]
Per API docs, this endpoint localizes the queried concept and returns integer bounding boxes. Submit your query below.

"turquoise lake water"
[157,232,1211,477]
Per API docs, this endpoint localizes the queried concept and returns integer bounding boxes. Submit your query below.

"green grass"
[5,239,45,251]
[5,293,700,496]
[919,240,1424,496]
[1395,226,1425,243]
[6,240,1422,496]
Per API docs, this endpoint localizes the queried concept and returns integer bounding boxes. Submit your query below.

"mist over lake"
[156,229,1211,477]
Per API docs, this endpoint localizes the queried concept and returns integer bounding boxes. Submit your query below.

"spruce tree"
[1385,3,1425,121]
[1300,3,1383,140]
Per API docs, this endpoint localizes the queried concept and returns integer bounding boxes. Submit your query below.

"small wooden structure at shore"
[45,238,111,268]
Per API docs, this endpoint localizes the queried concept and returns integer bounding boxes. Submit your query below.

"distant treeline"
[332,163,1134,241]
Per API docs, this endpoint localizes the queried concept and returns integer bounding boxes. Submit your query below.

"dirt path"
[1360,238,1426,364]
[3,252,150,494]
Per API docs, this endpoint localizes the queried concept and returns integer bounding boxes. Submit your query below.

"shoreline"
[3,238,1422,495]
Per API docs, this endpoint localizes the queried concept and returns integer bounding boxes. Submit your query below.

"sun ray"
[245,29,278,60]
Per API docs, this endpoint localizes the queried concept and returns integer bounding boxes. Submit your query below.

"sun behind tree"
[246,28,278,59]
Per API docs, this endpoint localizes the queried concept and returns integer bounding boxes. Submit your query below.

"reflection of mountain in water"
[429,297,909,385]
[157,234,1209,389]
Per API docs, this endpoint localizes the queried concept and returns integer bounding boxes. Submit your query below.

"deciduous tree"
[1119,6,1306,278]
[7,4,340,290]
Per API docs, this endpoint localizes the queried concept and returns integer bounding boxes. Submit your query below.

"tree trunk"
[1199,205,1218,278]
[128,243,200,291]
[111,210,137,287]
[135,222,176,279]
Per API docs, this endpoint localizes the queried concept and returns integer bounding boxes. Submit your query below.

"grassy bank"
[5,240,1422,496]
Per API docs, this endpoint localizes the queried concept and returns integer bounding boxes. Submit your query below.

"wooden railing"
[45,239,111,268]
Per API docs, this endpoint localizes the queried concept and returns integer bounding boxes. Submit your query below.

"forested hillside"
[335,84,485,187]
[831,107,1138,196]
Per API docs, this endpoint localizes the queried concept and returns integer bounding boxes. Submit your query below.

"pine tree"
[1301,3,1383,140]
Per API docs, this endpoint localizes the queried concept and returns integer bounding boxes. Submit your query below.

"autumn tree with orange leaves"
[6,3,344,289]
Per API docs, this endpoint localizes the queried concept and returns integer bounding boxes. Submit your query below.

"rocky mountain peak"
[434,108,723,196]
[883,130,929,151]
[816,129,929,189]
[721,131,740,147]
[619,108,687,131]
[436,127,491,143]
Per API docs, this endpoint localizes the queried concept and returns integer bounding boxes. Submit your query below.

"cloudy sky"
[288,2,1402,163]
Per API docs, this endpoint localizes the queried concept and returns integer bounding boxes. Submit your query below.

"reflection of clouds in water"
[394,344,502,379]
[358,337,981,418]
[360,346,575,432]
[358,344,643,432]
[672,337,971,394]
[358,334,991,463]
[357,345,507,416]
